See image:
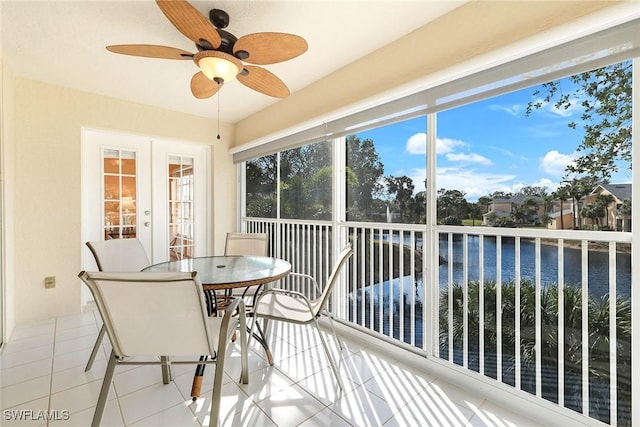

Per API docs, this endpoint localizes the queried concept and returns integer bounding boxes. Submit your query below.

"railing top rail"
[339,221,428,231]
[245,217,632,243]
[435,225,632,243]
[243,217,332,226]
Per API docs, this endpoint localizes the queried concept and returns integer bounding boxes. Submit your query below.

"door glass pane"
[103,149,137,239]
[168,156,194,260]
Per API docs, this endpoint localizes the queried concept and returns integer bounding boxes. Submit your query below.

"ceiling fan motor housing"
[209,9,229,29]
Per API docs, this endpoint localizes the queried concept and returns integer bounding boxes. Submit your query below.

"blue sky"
[356,79,631,202]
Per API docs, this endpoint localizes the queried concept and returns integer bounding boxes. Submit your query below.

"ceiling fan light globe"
[198,56,239,83]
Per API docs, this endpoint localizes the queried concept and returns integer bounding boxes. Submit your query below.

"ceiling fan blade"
[234,32,308,65]
[191,72,221,99]
[237,65,290,98]
[106,44,193,60]
[156,0,221,49]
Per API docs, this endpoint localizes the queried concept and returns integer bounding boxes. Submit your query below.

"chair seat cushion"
[254,293,321,323]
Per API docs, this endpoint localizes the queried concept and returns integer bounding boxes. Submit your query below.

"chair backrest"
[224,232,268,257]
[86,239,150,272]
[78,271,216,357]
[315,243,353,314]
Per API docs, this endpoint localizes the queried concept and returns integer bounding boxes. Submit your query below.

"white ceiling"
[1,0,466,123]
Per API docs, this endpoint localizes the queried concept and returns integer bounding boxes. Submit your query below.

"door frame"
[80,127,211,305]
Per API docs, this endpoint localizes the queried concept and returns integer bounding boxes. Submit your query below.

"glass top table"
[142,255,291,291]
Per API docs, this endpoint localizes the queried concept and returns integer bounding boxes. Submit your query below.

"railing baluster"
[479,234,485,376]
[558,238,565,408]
[388,227,394,339]
[448,232,453,363]
[535,237,541,397]
[581,239,589,416]
[515,236,521,390]
[369,228,375,330]
[378,227,384,334]
[609,241,617,427]
[410,230,416,347]
[496,235,502,383]
[358,227,364,326]
[463,233,468,369]
[399,229,405,343]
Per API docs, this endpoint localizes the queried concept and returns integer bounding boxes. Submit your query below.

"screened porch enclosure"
[236,20,639,427]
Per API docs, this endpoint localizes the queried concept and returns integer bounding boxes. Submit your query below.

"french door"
[81,128,210,303]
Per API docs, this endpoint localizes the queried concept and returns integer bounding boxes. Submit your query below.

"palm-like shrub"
[438,279,631,425]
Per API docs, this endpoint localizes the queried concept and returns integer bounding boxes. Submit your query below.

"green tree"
[246,154,277,218]
[346,135,385,221]
[581,202,602,229]
[565,176,597,229]
[552,185,571,230]
[467,202,482,226]
[279,142,332,219]
[621,198,632,216]
[385,175,416,223]
[526,61,632,180]
[437,189,468,224]
[596,193,615,230]
[510,196,539,225]
[520,185,548,197]
[477,196,492,217]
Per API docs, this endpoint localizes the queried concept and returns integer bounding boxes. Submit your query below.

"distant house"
[547,209,574,230]
[483,194,544,226]
[584,183,632,231]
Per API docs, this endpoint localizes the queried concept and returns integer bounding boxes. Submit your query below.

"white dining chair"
[78,271,248,427]
[250,243,353,390]
[225,232,269,299]
[84,238,151,371]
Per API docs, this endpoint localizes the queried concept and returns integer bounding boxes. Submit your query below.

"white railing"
[243,217,632,426]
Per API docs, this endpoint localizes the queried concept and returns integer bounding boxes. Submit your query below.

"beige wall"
[2,54,18,339]
[12,78,231,323]
[233,1,619,147]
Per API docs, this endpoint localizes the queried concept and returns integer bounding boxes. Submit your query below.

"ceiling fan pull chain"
[216,85,221,140]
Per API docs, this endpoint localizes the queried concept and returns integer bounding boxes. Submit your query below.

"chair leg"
[160,356,172,384]
[238,307,249,385]
[249,315,273,365]
[208,356,226,427]
[324,310,345,352]
[85,324,106,371]
[91,350,117,427]
[209,324,234,427]
[312,317,344,391]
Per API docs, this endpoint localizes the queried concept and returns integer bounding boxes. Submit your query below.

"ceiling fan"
[107,0,308,99]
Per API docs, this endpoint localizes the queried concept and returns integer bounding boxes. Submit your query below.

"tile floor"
[1,311,542,426]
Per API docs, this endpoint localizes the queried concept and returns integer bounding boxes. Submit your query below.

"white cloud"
[405,134,467,156]
[445,152,492,166]
[489,104,523,117]
[528,177,560,193]
[437,137,466,155]
[408,167,564,201]
[539,150,576,177]
[405,133,426,154]
[436,167,517,201]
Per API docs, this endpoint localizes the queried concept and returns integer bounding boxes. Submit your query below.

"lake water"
[438,235,632,298]
[378,232,632,298]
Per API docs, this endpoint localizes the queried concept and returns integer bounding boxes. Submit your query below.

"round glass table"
[143,255,291,291]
